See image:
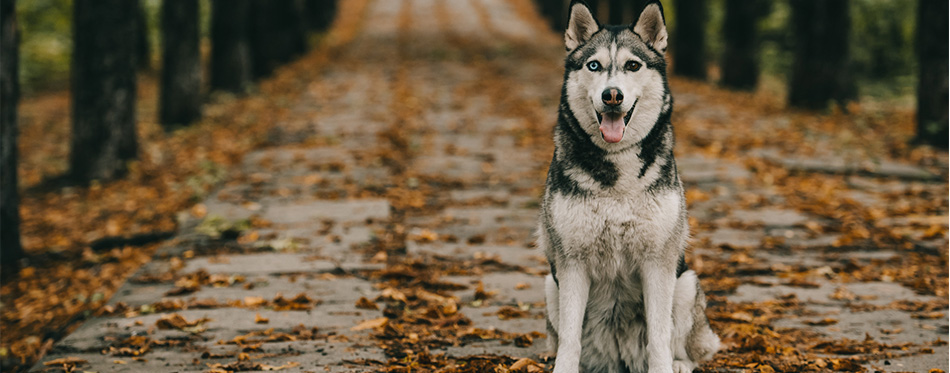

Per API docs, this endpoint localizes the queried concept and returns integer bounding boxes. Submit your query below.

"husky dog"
[538,1,720,372]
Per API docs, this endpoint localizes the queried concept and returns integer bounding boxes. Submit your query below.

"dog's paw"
[552,360,581,373]
[552,366,578,373]
[672,360,695,373]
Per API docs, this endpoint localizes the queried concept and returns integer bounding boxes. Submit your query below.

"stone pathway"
[33,0,947,372]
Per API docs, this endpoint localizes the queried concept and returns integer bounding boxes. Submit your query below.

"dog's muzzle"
[596,99,637,143]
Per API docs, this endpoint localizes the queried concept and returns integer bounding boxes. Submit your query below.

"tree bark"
[134,0,150,70]
[720,0,759,90]
[605,0,643,25]
[160,0,202,127]
[536,0,568,32]
[672,0,707,79]
[304,0,337,31]
[1,0,25,277]
[71,0,138,182]
[211,0,253,94]
[249,0,308,78]
[588,0,601,21]
[608,0,623,25]
[916,0,948,148]
[788,0,856,110]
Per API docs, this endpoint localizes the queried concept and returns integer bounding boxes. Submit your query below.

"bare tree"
[788,0,856,110]
[720,0,762,90]
[1,0,25,277]
[304,0,337,31]
[672,0,707,79]
[608,0,624,24]
[134,0,151,70]
[160,0,202,127]
[250,0,308,78]
[71,0,139,182]
[916,0,948,148]
[211,0,253,94]
[608,0,643,25]
[535,0,568,32]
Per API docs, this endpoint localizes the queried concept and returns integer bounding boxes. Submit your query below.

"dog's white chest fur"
[548,190,682,279]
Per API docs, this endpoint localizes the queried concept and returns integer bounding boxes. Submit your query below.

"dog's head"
[562,0,669,148]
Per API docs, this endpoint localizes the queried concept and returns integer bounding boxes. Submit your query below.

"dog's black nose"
[602,88,623,106]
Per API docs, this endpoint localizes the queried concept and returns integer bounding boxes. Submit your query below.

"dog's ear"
[565,1,599,51]
[633,1,668,53]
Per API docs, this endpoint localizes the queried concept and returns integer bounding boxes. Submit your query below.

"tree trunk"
[1,0,25,278]
[71,0,138,182]
[588,0,601,21]
[788,0,856,110]
[304,0,337,31]
[672,0,707,79]
[916,0,948,148]
[536,0,568,32]
[720,0,759,90]
[604,0,643,25]
[629,0,647,24]
[134,0,150,70]
[211,0,253,94]
[160,0,202,128]
[249,0,308,78]
[608,0,623,24]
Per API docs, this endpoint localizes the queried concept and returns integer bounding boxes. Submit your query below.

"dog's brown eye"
[625,61,642,71]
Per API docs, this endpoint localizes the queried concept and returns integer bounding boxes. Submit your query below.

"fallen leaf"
[255,313,269,324]
[804,318,838,326]
[351,317,388,331]
[43,357,88,366]
[355,297,379,310]
[244,296,266,308]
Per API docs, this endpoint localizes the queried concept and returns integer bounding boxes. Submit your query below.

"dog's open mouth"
[595,100,637,143]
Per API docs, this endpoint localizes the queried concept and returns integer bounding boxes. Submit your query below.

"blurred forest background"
[0,0,946,371]
[12,0,929,100]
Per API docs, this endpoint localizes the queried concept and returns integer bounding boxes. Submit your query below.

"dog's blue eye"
[625,61,642,71]
[586,61,601,71]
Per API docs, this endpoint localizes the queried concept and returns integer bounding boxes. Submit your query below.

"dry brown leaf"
[804,318,838,326]
[351,317,388,331]
[912,312,945,319]
[509,357,539,371]
[255,313,269,324]
[244,296,266,308]
[155,313,210,330]
[43,357,88,366]
[355,297,379,310]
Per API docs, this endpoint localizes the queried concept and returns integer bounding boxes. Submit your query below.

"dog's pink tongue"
[599,114,625,143]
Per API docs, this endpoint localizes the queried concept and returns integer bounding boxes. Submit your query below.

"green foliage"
[16,0,73,94]
[755,0,917,101]
[15,0,206,93]
[850,0,917,99]
[185,159,227,200]
[703,0,725,64]
[758,1,793,78]
[12,0,922,103]
[195,215,250,239]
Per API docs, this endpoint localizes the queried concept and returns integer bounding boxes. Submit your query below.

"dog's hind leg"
[671,270,720,373]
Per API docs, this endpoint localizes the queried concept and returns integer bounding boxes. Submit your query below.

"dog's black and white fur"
[538,2,720,372]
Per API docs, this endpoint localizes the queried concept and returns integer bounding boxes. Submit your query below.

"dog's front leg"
[643,263,675,373]
[553,264,589,373]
